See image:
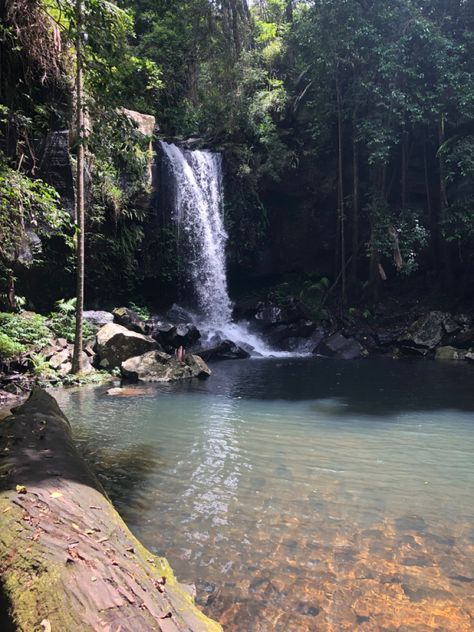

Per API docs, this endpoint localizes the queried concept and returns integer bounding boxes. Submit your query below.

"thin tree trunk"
[336,72,346,305]
[423,132,435,267]
[72,0,85,374]
[438,114,452,284]
[401,125,407,210]
[350,107,359,283]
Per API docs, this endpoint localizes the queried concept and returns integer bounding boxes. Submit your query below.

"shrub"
[0,312,51,348]
[48,298,95,342]
[0,332,25,360]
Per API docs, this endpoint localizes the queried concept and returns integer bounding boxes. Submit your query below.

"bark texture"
[0,388,222,632]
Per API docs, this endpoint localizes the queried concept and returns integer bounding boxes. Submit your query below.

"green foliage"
[48,298,95,342]
[0,312,50,348]
[29,352,55,378]
[0,161,73,275]
[128,302,150,321]
[0,332,26,361]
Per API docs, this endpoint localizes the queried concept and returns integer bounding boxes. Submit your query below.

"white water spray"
[160,141,292,357]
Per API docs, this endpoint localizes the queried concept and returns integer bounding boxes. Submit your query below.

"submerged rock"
[121,350,211,382]
[95,323,157,369]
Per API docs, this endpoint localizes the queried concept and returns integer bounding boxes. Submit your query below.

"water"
[53,358,474,631]
[161,142,285,357]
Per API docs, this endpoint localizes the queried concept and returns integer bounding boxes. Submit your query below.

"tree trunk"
[438,114,452,284]
[72,0,85,374]
[336,72,346,305]
[350,108,359,283]
[0,388,222,632]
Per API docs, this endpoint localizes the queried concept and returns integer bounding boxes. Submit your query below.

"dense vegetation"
[1,0,473,314]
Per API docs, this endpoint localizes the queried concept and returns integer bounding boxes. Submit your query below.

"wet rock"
[375,327,404,346]
[198,340,250,361]
[148,320,201,350]
[400,311,447,350]
[318,333,364,360]
[435,346,467,361]
[83,310,114,328]
[95,323,157,369]
[121,350,211,382]
[450,328,474,349]
[174,324,201,347]
[465,351,474,364]
[166,304,195,324]
[254,299,309,328]
[113,307,146,334]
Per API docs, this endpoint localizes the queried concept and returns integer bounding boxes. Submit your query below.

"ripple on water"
[53,357,474,631]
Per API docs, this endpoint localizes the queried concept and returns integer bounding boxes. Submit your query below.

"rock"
[465,352,474,363]
[450,328,474,349]
[318,333,364,360]
[147,319,201,350]
[40,343,62,360]
[49,349,70,369]
[95,323,157,369]
[375,327,404,346]
[83,310,114,328]
[254,299,309,328]
[57,362,72,377]
[198,340,251,361]
[185,354,212,378]
[166,304,195,324]
[38,130,75,218]
[255,304,283,327]
[113,307,146,334]
[401,311,453,350]
[57,338,68,349]
[435,346,467,361]
[174,324,201,347]
[121,351,211,382]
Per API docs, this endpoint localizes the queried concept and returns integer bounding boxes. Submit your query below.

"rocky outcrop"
[83,310,114,328]
[95,323,157,369]
[147,319,201,351]
[121,351,211,382]
[317,333,365,360]
[435,346,467,361]
[0,388,221,632]
[38,130,75,218]
[113,306,147,334]
[198,340,251,361]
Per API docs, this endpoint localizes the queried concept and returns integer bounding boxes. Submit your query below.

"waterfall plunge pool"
[53,357,474,631]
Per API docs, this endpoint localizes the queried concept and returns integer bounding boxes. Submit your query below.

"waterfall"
[160,141,232,328]
[160,141,293,357]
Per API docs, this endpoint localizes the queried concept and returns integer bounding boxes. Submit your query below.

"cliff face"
[0,388,222,632]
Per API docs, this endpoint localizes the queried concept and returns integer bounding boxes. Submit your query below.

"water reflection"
[53,358,474,631]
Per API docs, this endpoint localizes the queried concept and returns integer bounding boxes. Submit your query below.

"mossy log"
[0,388,222,632]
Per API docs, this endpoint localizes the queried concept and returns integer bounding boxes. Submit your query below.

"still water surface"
[53,358,474,631]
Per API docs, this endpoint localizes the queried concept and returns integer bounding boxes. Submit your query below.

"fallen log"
[0,388,222,632]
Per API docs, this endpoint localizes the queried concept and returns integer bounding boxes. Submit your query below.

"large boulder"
[121,351,211,382]
[147,319,201,351]
[400,311,464,351]
[198,340,251,361]
[166,304,195,324]
[317,333,364,360]
[83,310,114,328]
[434,346,467,361]
[95,323,157,368]
[113,306,146,334]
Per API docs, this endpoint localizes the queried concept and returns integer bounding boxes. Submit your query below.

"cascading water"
[160,141,290,357]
